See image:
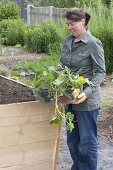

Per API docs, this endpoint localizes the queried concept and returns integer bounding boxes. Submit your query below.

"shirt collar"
[80,30,91,44]
[66,30,91,50]
[70,30,91,44]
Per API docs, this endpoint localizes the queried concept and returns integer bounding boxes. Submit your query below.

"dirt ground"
[0,76,36,104]
[98,82,113,142]
[0,46,113,142]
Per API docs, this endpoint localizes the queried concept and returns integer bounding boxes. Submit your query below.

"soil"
[98,82,113,142]
[0,46,42,70]
[0,75,36,104]
[0,46,113,143]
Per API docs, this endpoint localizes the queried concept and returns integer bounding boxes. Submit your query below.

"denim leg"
[76,109,99,170]
[65,105,80,170]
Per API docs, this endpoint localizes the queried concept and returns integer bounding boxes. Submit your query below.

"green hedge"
[89,3,113,73]
[0,1,20,21]
[41,20,61,53]
[0,19,27,46]
[25,20,61,53]
[24,24,45,53]
[0,34,2,52]
[33,0,97,8]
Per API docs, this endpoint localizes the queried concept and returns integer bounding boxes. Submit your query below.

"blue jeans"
[66,104,99,170]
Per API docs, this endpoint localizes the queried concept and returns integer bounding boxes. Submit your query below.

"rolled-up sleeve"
[84,39,106,98]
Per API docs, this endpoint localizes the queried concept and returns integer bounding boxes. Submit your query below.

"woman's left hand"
[71,92,87,104]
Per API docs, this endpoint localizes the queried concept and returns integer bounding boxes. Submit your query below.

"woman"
[59,8,106,170]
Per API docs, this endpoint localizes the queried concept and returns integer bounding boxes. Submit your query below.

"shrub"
[25,20,61,53]
[33,0,97,8]
[41,20,61,53]
[89,2,113,73]
[0,1,20,21]
[0,34,2,52]
[0,19,27,46]
[24,24,45,53]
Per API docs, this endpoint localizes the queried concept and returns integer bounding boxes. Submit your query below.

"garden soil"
[0,46,113,169]
[0,75,36,104]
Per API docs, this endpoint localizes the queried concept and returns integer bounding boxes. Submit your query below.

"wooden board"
[0,102,61,170]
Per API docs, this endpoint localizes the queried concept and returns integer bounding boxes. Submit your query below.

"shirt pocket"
[71,53,86,67]
[71,52,92,69]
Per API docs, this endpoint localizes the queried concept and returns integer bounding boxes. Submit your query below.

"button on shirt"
[60,30,106,111]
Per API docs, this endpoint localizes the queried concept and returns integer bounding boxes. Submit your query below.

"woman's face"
[66,19,85,38]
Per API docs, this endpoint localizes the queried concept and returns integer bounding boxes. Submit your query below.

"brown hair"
[65,8,91,26]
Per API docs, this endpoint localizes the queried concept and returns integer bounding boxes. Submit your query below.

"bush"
[0,1,20,21]
[0,19,27,46]
[24,24,45,53]
[33,0,97,8]
[41,20,61,53]
[89,2,113,73]
[25,20,61,54]
[0,34,2,52]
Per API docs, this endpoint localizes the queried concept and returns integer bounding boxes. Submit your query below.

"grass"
[0,67,8,76]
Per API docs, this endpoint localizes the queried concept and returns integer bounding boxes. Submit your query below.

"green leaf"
[48,65,56,72]
[48,65,64,73]
[20,71,29,76]
[27,69,35,75]
[66,122,74,132]
[65,66,70,73]
[50,117,61,125]
[43,71,48,76]
[66,112,74,122]
[53,76,64,86]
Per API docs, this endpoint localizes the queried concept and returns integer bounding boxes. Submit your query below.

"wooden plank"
[0,125,21,137]
[0,102,55,117]
[0,125,58,147]
[0,113,52,126]
[0,145,23,167]
[0,140,56,167]
[0,122,55,137]
[19,126,58,144]
[0,159,54,170]
[21,140,55,164]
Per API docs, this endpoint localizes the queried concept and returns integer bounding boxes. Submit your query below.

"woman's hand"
[71,92,87,104]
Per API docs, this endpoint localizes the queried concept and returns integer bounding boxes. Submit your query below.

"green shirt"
[60,30,106,111]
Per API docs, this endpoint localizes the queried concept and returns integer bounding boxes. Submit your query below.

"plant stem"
[55,89,65,119]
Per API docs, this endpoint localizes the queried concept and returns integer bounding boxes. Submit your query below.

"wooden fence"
[27,5,67,25]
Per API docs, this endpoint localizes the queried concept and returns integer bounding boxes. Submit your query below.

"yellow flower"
[72,88,80,99]
[78,76,85,82]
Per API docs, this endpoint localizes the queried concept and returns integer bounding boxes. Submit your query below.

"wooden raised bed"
[0,76,61,170]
